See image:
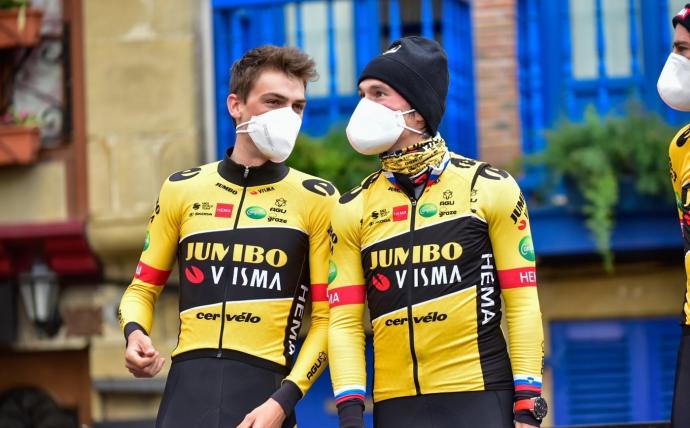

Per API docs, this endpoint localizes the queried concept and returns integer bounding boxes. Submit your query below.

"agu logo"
[143,231,150,251]
[519,236,535,261]
[246,206,267,219]
[372,273,390,291]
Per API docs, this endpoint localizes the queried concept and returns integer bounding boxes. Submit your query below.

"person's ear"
[227,94,243,125]
[412,111,427,130]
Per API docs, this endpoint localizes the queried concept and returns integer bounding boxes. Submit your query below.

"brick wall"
[472,0,522,168]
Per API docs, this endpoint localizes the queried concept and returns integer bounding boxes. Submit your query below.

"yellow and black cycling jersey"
[328,153,544,405]
[118,150,338,395]
[669,124,690,328]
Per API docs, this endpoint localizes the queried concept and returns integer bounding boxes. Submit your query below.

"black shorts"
[672,326,690,428]
[373,390,514,428]
[156,357,296,428]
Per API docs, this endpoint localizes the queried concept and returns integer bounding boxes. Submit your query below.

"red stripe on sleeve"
[498,267,537,289]
[328,285,365,308]
[311,283,328,302]
[134,261,170,286]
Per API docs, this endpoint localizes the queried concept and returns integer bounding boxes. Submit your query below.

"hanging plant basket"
[0,8,43,49]
[0,124,40,165]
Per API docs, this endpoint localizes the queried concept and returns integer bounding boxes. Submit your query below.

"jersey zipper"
[406,197,422,395]
[217,165,250,357]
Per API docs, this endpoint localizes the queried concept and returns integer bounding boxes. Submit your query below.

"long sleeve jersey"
[669,124,690,329]
[327,154,544,406]
[118,150,338,399]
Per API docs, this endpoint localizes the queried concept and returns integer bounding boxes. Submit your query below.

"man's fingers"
[131,333,157,357]
[126,347,158,367]
[138,341,157,358]
[150,357,165,375]
[127,366,150,378]
[141,346,157,358]
[236,413,255,428]
[124,332,160,379]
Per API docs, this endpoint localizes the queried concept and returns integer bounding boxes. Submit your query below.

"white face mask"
[235,107,302,163]
[345,98,424,155]
[658,52,690,112]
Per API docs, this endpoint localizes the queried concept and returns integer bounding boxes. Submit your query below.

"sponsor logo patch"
[392,205,408,221]
[519,236,535,261]
[246,206,267,219]
[215,203,233,218]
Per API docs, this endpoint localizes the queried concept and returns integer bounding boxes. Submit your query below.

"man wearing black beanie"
[328,36,546,428]
[661,5,690,428]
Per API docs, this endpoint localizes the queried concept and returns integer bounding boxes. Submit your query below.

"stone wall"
[82,0,204,420]
[85,0,202,282]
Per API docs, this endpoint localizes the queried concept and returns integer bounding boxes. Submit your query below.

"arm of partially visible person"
[669,124,690,426]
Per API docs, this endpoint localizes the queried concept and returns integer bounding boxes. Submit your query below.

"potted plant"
[0,0,43,48]
[528,105,676,271]
[0,107,41,165]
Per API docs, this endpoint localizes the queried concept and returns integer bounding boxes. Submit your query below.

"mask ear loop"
[235,119,253,133]
[398,109,425,135]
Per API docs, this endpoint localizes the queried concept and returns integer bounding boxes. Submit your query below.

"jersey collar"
[218,148,290,186]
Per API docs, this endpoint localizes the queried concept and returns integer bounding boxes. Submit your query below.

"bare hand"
[236,398,286,428]
[515,422,539,428]
[124,330,165,378]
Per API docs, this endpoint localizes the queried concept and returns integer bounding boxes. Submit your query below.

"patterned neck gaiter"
[380,136,448,175]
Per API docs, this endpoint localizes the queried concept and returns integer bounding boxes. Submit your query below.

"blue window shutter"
[551,318,680,425]
[552,321,632,425]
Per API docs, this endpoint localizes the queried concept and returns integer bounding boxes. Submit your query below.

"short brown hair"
[229,45,318,102]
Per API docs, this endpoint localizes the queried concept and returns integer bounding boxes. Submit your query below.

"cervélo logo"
[384,311,448,326]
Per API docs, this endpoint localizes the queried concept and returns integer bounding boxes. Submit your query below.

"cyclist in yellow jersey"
[327,36,546,428]
[660,5,690,427]
[118,46,338,428]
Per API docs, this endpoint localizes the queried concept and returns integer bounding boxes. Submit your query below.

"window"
[551,318,680,425]
[518,0,690,154]
[211,0,477,158]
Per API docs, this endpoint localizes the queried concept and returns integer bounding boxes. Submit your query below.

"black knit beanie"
[358,36,449,135]
[673,4,690,33]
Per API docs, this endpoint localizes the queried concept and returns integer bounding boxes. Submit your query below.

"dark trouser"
[373,390,514,428]
[156,357,297,428]
[672,326,690,428]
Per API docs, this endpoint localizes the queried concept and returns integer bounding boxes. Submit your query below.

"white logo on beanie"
[384,44,402,55]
